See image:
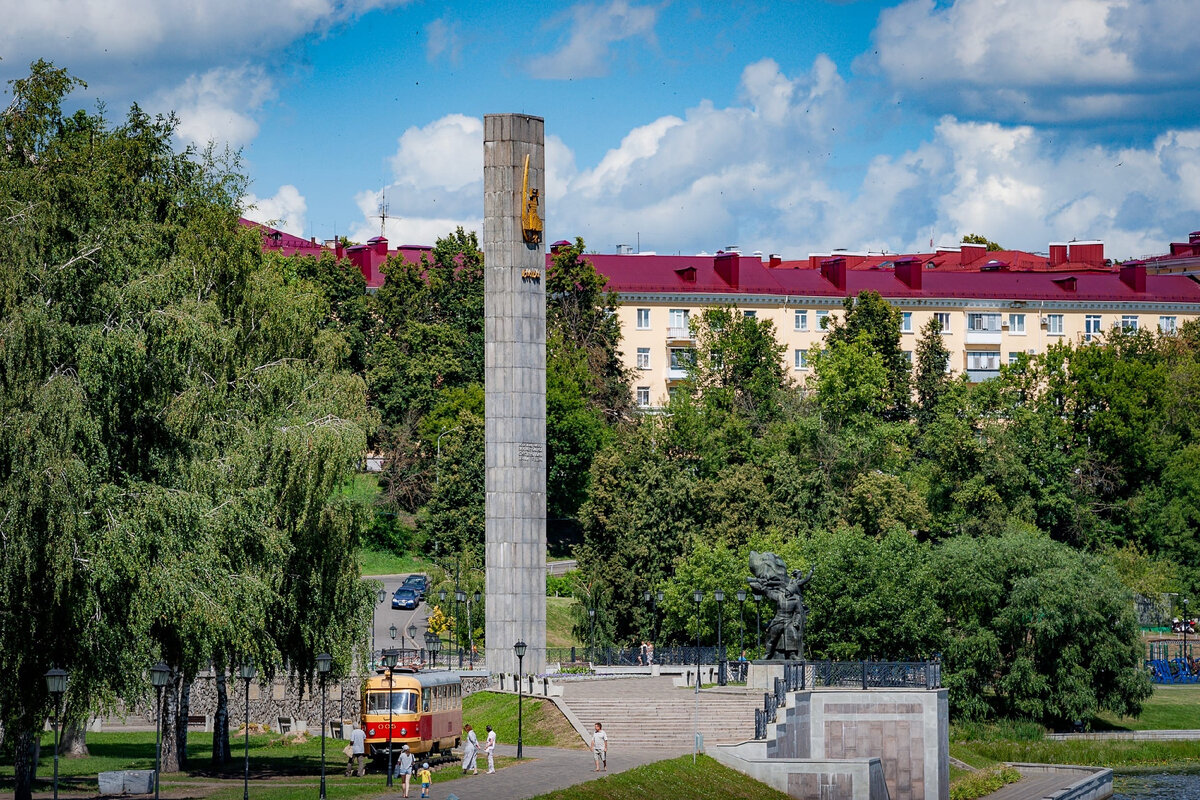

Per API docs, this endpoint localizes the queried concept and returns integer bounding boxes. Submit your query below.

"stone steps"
[560,677,760,748]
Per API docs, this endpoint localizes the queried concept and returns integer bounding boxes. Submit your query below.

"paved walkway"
[977,771,1082,800]
[378,742,688,800]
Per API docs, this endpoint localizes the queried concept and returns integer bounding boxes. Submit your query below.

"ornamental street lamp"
[407,623,418,657]
[239,661,256,800]
[381,650,398,787]
[514,640,527,759]
[316,653,332,800]
[438,589,448,654]
[753,592,763,650]
[44,667,68,800]
[424,631,441,670]
[588,608,596,662]
[389,624,398,663]
[736,589,747,657]
[693,590,704,691]
[455,589,466,666]
[470,592,481,668]
[149,662,171,800]
[714,589,726,685]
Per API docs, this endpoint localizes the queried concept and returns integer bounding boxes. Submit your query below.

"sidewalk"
[382,742,689,800]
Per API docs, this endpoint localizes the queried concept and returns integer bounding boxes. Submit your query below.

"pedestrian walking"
[484,724,497,773]
[461,723,479,774]
[345,722,366,777]
[592,722,608,771]
[418,762,432,798]
[393,744,415,797]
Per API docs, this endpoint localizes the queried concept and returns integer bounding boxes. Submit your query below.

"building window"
[903,350,913,364]
[1121,314,1139,332]
[901,312,913,333]
[967,313,1002,332]
[794,310,808,331]
[1160,316,1178,334]
[816,310,831,331]
[967,351,1001,371]
[668,309,689,338]
[1008,351,1021,365]
[935,312,951,333]
[636,308,651,329]
[636,386,650,407]
[794,349,809,370]
[1046,314,1064,335]
[669,348,694,371]
[636,347,650,370]
[743,310,757,319]
[1009,313,1025,333]
[1085,315,1101,342]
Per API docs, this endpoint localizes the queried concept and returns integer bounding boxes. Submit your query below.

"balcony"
[667,326,693,342]
[965,330,1002,345]
[667,367,690,381]
[966,369,1001,382]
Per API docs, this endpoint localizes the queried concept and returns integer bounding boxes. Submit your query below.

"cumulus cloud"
[241,184,309,236]
[526,0,658,79]
[863,0,1200,124]
[346,53,1200,263]
[152,65,275,149]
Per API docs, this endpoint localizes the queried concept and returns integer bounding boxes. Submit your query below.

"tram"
[361,667,462,759]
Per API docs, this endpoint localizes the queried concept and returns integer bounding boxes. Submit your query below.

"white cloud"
[425,17,463,65]
[526,0,658,79]
[865,0,1200,123]
[153,65,274,149]
[241,184,309,236]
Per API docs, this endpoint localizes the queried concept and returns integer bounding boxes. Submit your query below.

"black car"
[391,587,419,610]
[402,574,427,600]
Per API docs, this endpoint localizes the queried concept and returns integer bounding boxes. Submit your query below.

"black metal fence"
[546,645,730,668]
[753,661,942,739]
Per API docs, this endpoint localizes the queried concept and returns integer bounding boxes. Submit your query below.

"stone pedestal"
[482,114,547,677]
[747,661,812,690]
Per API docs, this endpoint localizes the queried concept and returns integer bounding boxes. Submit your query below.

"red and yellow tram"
[361,668,461,759]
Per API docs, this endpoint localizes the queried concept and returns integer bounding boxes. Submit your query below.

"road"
[367,574,434,661]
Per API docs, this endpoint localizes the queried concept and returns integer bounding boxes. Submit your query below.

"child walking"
[418,762,432,798]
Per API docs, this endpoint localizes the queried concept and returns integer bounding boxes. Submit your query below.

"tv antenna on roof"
[376,189,391,238]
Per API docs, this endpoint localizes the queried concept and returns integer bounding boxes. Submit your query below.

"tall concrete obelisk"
[483,114,546,677]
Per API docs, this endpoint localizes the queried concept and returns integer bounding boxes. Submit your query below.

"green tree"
[913,316,952,428]
[961,233,1003,251]
[824,291,910,420]
[687,305,790,427]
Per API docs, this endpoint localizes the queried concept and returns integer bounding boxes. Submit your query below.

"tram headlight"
[400,727,407,735]
[368,728,376,736]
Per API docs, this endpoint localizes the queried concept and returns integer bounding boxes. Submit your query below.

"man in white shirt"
[592,722,608,771]
[345,722,366,777]
[484,724,497,773]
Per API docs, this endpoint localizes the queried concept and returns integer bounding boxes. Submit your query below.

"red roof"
[557,251,1200,304]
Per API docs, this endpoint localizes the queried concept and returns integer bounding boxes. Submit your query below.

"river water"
[1113,772,1200,798]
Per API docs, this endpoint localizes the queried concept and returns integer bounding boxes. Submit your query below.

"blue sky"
[3,0,1199,259]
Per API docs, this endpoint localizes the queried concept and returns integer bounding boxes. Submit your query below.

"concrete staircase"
[559,677,760,750]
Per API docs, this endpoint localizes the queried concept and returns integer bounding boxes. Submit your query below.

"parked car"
[402,574,427,600]
[392,587,420,610]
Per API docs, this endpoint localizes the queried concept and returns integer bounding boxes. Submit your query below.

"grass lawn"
[357,549,427,577]
[547,596,582,648]
[463,691,586,749]
[527,754,789,800]
[1092,684,1200,731]
[0,729,512,797]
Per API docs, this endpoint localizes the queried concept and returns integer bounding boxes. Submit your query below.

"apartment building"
[560,244,1200,409]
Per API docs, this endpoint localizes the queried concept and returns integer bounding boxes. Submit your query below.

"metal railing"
[753,661,942,740]
[546,645,729,667]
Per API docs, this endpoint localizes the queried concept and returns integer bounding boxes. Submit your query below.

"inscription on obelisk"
[483,114,546,676]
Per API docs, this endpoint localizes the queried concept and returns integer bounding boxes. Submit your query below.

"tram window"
[421,688,430,713]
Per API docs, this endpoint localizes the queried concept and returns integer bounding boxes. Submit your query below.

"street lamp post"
[753,592,762,650]
[470,591,481,668]
[736,589,747,657]
[455,589,466,667]
[381,650,398,787]
[425,631,441,670]
[316,654,332,800]
[239,661,256,800]
[389,624,397,664]
[407,624,418,661]
[588,608,596,662]
[514,641,527,759]
[149,662,171,800]
[714,590,726,686]
[44,667,68,800]
[693,590,703,691]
